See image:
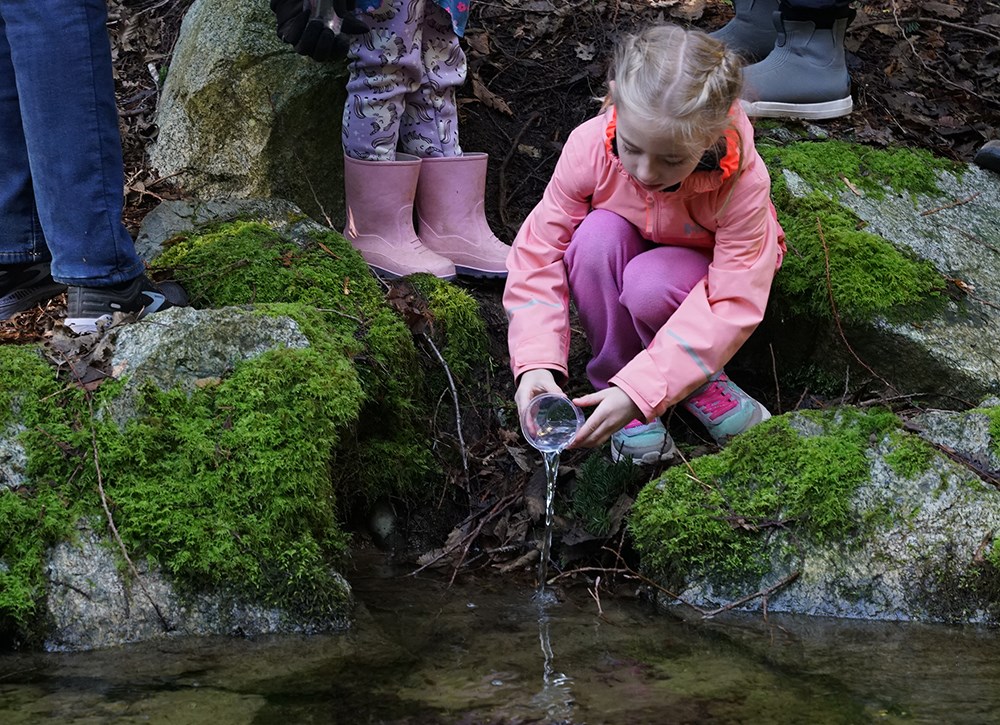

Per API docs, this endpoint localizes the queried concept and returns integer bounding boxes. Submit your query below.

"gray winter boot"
[742,5,855,120]
[710,0,779,62]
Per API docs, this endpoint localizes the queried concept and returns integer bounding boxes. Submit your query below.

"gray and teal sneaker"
[610,418,677,465]
[683,372,771,443]
[65,274,188,335]
[0,262,67,321]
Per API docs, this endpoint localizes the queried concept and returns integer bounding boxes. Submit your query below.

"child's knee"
[566,210,638,267]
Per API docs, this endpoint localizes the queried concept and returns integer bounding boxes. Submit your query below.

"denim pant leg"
[0,0,144,285]
[0,12,46,264]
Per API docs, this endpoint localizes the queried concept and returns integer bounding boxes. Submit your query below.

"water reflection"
[2,552,1000,723]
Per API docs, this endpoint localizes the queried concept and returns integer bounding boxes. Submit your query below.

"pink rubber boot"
[415,153,510,278]
[343,153,456,280]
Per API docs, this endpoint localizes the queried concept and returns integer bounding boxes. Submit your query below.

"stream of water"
[2,551,1000,723]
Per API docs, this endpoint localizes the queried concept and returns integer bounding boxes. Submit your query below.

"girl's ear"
[608,79,616,95]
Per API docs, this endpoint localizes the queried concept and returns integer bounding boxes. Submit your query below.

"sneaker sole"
[741,96,853,120]
[64,315,110,335]
[610,436,678,466]
[0,282,67,321]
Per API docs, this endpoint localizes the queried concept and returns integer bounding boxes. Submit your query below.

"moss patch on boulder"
[759,141,950,324]
[1,219,487,639]
[629,408,899,583]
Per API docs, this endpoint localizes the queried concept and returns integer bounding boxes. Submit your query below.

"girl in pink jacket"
[504,24,785,465]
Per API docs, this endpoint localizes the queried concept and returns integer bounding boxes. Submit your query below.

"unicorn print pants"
[342,0,466,160]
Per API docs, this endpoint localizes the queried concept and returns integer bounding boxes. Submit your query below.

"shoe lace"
[688,378,738,421]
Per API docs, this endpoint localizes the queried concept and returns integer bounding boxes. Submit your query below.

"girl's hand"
[514,369,564,420]
[570,387,642,449]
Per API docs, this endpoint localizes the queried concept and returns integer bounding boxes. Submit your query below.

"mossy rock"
[0,216,488,648]
[742,140,1000,404]
[630,406,1000,623]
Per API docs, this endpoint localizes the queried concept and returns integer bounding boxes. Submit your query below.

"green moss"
[756,141,951,325]
[629,408,899,581]
[758,139,958,200]
[408,275,488,380]
[0,348,84,630]
[883,430,935,479]
[975,404,1000,459]
[2,219,486,635]
[154,221,436,506]
[770,190,946,323]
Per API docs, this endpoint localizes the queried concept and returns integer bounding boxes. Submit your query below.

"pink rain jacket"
[504,104,785,422]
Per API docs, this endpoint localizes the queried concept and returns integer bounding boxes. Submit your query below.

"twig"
[700,571,802,619]
[589,575,604,616]
[919,192,981,216]
[902,421,1000,487]
[852,15,1000,44]
[315,307,364,324]
[419,333,469,482]
[947,225,1000,257]
[408,491,521,577]
[883,5,994,103]
[85,395,172,632]
[817,217,898,394]
[769,343,782,415]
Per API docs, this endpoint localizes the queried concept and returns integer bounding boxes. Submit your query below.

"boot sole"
[455,265,508,279]
[368,264,456,282]
[742,96,853,120]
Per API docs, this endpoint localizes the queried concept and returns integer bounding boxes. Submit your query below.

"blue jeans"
[0,0,144,286]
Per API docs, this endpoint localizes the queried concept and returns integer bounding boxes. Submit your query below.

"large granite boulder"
[149,0,347,222]
[748,141,1000,407]
[631,402,1000,624]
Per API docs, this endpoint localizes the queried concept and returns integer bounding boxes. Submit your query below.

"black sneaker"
[65,274,189,335]
[0,262,68,321]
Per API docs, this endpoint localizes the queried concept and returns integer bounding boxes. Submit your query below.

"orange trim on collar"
[605,105,741,182]
[604,106,618,156]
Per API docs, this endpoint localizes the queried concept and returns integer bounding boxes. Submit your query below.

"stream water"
[2,551,1000,724]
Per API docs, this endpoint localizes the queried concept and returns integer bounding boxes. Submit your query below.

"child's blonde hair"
[608,24,743,151]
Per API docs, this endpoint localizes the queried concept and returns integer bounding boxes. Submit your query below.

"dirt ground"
[4,0,999,582]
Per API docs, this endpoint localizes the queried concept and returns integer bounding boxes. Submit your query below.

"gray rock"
[135,197,333,262]
[779,164,1000,404]
[103,306,310,426]
[148,0,348,223]
[659,409,1000,624]
[45,522,352,652]
[0,423,27,493]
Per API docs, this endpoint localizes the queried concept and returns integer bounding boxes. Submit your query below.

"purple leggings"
[565,209,712,390]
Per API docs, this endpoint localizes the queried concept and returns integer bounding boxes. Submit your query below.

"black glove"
[269,0,369,62]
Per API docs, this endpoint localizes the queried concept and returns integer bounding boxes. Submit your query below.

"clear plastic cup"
[520,393,585,452]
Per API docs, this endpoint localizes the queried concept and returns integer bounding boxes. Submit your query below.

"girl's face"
[615,107,709,192]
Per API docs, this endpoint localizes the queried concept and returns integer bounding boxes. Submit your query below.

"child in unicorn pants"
[341,0,509,280]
